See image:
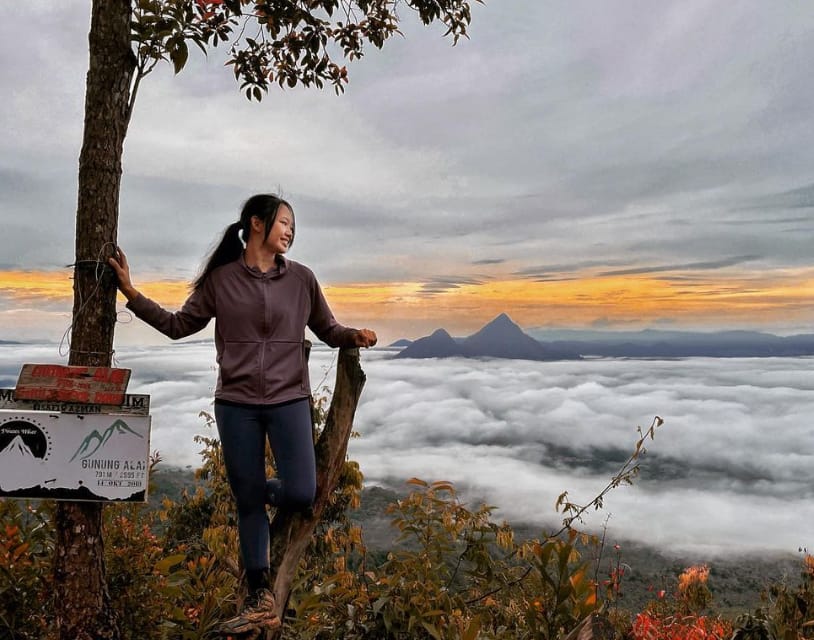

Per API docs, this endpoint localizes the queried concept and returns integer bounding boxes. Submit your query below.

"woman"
[108,194,376,631]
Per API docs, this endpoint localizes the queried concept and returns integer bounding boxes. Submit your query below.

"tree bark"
[267,347,367,633]
[54,1,135,638]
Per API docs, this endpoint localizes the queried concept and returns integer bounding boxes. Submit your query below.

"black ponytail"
[193,194,294,291]
[192,221,243,291]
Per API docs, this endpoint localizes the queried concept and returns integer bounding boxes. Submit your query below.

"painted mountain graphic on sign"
[0,435,36,461]
[70,419,143,461]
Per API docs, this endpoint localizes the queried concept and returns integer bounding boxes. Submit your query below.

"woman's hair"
[193,194,295,291]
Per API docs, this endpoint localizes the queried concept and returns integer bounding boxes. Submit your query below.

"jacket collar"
[240,253,288,279]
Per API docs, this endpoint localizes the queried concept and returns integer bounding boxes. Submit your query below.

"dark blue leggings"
[214,398,316,572]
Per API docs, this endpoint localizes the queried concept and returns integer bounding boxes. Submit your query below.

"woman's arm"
[109,247,214,340]
[307,275,376,349]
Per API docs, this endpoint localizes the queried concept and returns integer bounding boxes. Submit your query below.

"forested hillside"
[4,449,808,639]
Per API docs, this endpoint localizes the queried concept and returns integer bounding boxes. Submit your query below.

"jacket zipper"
[301,341,307,392]
[260,279,268,400]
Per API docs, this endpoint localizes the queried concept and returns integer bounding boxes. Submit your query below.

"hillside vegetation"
[147,468,803,615]
[2,419,812,639]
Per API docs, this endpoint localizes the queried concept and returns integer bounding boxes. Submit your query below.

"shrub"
[0,500,55,639]
[104,509,169,640]
[632,611,731,640]
[756,551,814,639]
[283,478,606,640]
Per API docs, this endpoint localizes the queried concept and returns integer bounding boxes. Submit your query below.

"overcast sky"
[2,2,814,343]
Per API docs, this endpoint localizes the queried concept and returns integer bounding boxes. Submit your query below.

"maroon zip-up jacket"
[127,255,358,405]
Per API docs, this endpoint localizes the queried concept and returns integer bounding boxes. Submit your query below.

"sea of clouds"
[2,342,812,557]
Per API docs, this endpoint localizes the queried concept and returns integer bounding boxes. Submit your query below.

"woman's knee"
[232,478,267,515]
[281,483,315,512]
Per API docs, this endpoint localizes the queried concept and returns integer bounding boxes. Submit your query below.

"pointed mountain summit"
[463,313,552,359]
[464,313,518,342]
[480,312,514,329]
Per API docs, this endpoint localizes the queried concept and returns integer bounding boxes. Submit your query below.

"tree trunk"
[267,347,366,633]
[54,1,135,638]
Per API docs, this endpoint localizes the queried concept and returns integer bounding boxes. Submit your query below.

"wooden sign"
[0,388,149,416]
[15,364,131,405]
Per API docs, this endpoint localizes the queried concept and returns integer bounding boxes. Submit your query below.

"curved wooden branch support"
[266,347,366,631]
[561,613,616,640]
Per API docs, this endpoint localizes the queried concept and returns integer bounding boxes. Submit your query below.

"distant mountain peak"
[483,313,521,330]
[471,312,514,328]
[467,313,527,342]
[393,326,462,359]
[395,312,582,361]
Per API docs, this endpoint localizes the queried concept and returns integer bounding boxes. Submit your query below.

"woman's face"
[260,205,294,254]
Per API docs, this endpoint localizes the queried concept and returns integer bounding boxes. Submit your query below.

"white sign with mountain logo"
[0,411,151,502]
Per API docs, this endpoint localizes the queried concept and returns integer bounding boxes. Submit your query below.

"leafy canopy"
[131,0,481,100]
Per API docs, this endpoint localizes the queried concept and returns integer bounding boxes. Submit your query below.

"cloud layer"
[2,342,810,555]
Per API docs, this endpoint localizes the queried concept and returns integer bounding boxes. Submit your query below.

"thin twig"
[464,416,663,606]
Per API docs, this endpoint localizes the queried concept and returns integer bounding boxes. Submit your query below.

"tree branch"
[266,347,366,633]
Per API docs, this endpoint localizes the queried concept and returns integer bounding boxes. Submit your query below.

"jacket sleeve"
[307,276,358,349]
[126,278,215,340]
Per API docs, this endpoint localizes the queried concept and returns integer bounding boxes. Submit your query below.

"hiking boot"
[219,588,280,636]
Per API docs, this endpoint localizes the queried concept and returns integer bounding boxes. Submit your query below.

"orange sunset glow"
[2,267,813,341]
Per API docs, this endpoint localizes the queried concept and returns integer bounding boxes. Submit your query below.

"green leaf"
[372,597,389,615]
[463,616,481,640]
[171,40,189,74]
[154,553,186,574]
[192,37,208,56]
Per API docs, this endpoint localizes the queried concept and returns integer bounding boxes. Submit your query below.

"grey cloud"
[0,168,78,269]
[520,275,578,283]
[598,255,761,277]
[514,260,626,276]
[735,182,814,213]
[418,276,486,296]
[512,259,626,282]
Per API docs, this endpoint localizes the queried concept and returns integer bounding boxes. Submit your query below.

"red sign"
[15,364,131,406]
